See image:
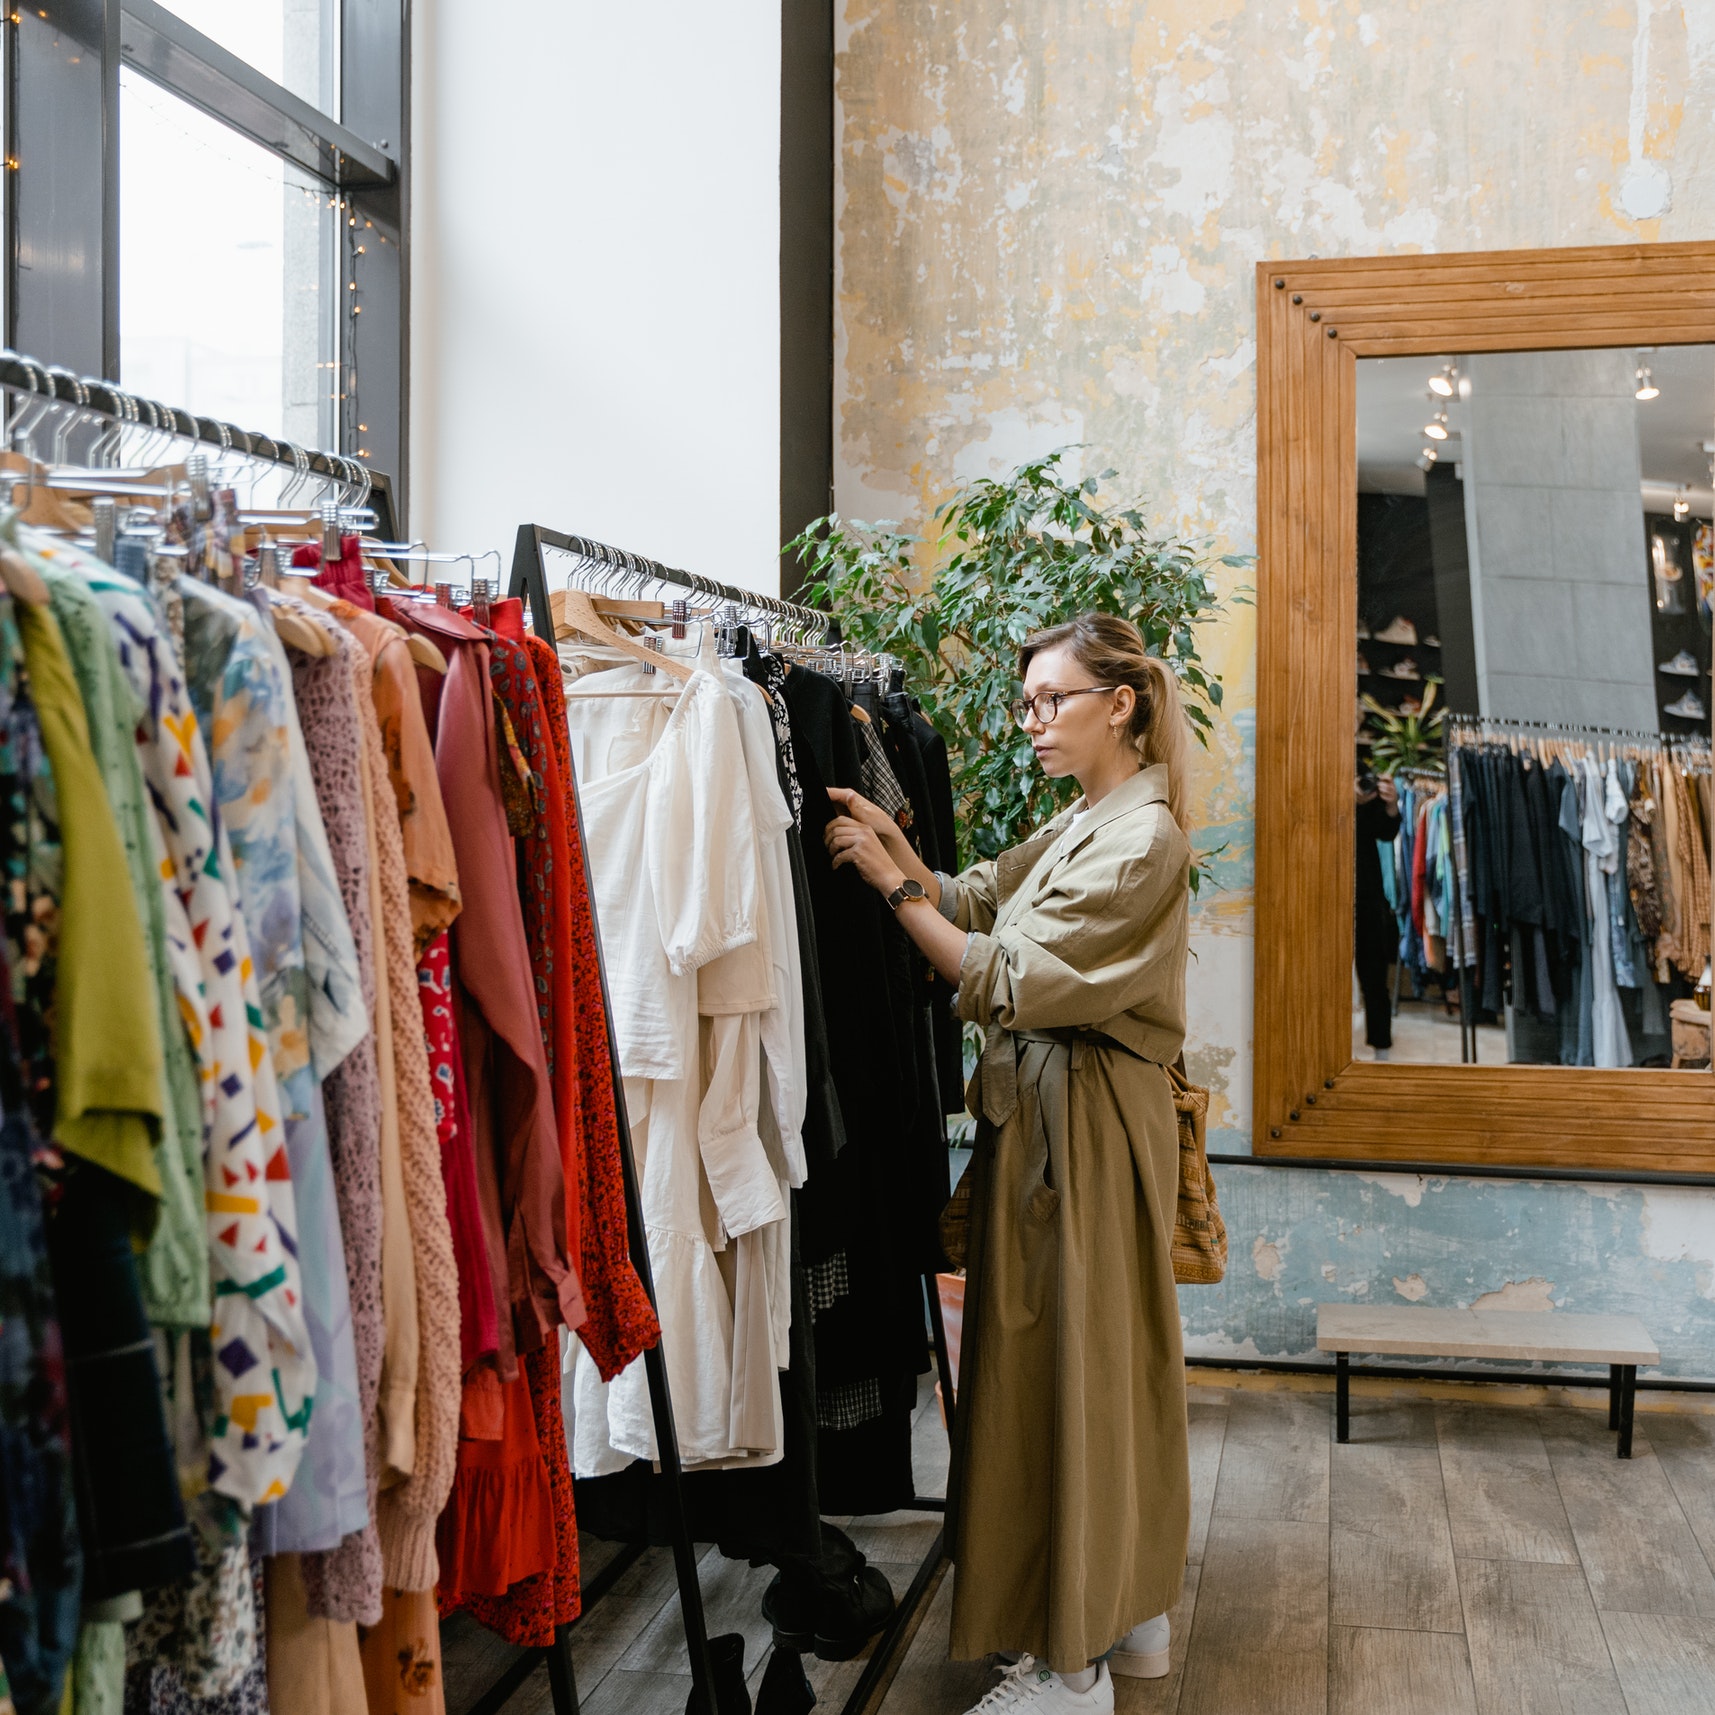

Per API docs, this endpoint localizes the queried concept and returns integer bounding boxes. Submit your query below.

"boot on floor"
[754,1645,816,1715]
[687,1632,751,1715]
[761,1524,895,1661]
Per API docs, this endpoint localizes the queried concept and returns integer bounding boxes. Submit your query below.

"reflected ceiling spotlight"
[1423,406,1450,441]
[1428,362,1457,398]
[1635,364,1660,400]
[1418,446,1439,471]
[1674,484,1691,521]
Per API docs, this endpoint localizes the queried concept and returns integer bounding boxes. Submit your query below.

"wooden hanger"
[1,454,90,533]
[551,585,695,682]
[279,567,447,674]
[271,605,334,659]
[0,546,51,607]
[254,577,333,659]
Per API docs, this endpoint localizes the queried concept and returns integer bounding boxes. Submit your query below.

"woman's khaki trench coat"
[944,763,1191,1672]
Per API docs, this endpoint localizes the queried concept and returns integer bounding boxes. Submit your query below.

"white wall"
[410,0,781,595]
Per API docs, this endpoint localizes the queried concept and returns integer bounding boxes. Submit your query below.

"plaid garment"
[805,1251,850,1319]
[857,718,910,826]
[1447,747,1478,968]
[815,1378,885,1432]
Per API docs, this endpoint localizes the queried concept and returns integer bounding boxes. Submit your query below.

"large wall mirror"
[1254,244,1715,1174]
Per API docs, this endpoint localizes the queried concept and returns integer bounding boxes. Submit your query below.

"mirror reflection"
[1355,345,1712,1070]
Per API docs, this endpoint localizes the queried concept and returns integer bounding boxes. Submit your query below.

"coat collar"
[1057,763,1171,859]
[995,765,1172,911]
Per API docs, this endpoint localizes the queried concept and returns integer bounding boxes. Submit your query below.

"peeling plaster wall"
[835,0,1715,1376]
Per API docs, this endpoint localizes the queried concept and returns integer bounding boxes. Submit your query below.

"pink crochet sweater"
[287,617,385,1624]
[342,612,461,1592]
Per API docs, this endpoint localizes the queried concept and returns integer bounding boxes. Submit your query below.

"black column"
[341,0,406,522]
[8,0,120,377]
[779,0,834,584]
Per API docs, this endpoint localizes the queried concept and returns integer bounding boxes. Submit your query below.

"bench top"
[1316,1304,1659,1365]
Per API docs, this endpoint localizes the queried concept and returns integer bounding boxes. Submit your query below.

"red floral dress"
[522,632,659,1380]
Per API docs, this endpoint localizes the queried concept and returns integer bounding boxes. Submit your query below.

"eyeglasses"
[1009,686,1117,729]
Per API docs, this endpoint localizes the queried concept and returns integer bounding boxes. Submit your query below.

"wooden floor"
[442,1381,1715,1715]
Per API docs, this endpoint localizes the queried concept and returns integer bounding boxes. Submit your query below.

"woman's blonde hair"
[1019,611,1189,825]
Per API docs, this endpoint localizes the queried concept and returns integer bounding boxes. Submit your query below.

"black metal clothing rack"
[505,524,961,1715]
[510,523,836,634]
[0,349,402,537]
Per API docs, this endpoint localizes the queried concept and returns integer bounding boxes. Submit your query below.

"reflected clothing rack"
[507,524,960,1715]
[1442,714,1711,1069]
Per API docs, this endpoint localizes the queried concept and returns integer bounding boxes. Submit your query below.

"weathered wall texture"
[836,0,1715,1374]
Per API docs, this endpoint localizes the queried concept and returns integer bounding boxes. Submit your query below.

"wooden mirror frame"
[1254,241,1715,1176]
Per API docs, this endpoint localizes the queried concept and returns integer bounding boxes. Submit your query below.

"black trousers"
[1355,942,1393,1050]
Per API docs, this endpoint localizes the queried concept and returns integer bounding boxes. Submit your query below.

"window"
[4,1,404,513]
[119,70,335,448]
[159,0,336,115]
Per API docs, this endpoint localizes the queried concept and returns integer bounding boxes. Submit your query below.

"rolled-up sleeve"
[956,820,1184,1032]
[948,858,1000,934]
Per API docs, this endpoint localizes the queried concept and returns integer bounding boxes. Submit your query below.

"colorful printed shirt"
[22,529,208,1326]
[82,563,314,1507]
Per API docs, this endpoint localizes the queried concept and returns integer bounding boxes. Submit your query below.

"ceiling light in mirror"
[1428,362,1457,398]
[1636,363,1661,399]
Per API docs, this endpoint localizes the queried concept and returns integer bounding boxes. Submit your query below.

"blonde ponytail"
[1019,612,1190,826]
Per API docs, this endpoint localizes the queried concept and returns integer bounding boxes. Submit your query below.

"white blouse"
[564,663,793,1471]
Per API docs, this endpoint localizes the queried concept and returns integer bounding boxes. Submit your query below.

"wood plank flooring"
[443,1383,1715,1715]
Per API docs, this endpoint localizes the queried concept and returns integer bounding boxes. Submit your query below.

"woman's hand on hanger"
[825,787,969,983]
[826,786,939,893]
[825,809,904,893]
[826,785,912,859]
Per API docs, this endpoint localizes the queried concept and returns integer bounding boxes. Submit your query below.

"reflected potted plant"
[1361,676,1447,777]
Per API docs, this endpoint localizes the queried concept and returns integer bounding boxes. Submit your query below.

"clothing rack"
[1448,711,1712,759]
[509,524,961,1715]
[511,524,836,639]
[1440,714,1710,1066]
[0,349,400,537]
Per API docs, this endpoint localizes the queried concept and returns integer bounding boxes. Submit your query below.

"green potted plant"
[787,449,1247,882]
[1361,677,1447,777]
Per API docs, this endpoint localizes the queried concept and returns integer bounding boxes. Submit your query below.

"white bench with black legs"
[1316,1304,1661,1458]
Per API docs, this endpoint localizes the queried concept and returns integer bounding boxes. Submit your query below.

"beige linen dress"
[944,763,1192,1671]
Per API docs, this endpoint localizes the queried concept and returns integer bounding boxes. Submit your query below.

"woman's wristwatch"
[886,877,927,911]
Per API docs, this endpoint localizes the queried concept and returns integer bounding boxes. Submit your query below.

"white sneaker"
[1373,616,1418,645]
[964,1657,1113,1715]
[1664,690,1707,721]
[1659,649,1700,677]
[1109,1615,1171,1679]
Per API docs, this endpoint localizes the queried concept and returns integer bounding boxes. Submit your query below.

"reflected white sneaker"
[1109,1615,1171,1679]
[1659,649,1700,677]
[964,1657,1113,1715]
[1664,690,1707,721]
[1373,616,1418,645]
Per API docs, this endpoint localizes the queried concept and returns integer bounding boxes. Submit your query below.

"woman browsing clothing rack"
[823,611,1196,1712]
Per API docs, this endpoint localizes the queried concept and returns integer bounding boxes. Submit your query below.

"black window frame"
[4,0,409,518]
